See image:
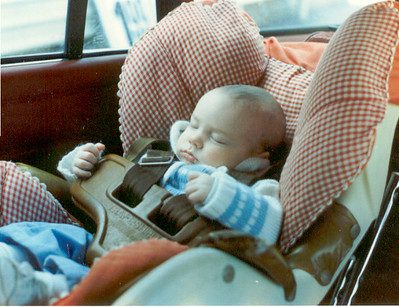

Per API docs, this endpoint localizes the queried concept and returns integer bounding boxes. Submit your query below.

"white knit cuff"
[256,195,283,245]
[196,173,283,245]
[252,179,280,200]
[195,171,237,219]
[57,146,82,182]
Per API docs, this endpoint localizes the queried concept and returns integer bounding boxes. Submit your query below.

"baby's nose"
[189,133,203,149]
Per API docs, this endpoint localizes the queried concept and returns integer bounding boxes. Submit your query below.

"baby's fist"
[185,172,214,204]
[72,143,105,178]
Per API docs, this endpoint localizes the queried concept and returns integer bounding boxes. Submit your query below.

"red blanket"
[53,239,188,305]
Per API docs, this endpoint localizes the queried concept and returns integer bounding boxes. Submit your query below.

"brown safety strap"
[124,137,169,162]
[116,148,174,207]
[117,163,170,207]
[116,138,174,206]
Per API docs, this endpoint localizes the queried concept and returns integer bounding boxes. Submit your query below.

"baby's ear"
[256,151,270,160]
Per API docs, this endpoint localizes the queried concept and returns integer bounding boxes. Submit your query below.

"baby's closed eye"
[210,134,228,145]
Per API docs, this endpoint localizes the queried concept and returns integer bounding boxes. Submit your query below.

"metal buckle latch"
[138,149,174,166]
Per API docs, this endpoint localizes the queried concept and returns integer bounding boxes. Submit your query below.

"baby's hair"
[215,84,286,149]
[218,84,276,108]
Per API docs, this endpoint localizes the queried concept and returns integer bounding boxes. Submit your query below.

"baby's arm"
[186,171,283,245]
[57,143,105,181]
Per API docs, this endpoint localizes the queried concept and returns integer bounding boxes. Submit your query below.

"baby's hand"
[185,171,214,204]
[72,143,105,178]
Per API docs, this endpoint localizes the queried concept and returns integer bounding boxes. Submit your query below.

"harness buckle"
[138,149,174,166]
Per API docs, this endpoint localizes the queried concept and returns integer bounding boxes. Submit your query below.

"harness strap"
[124,137,165,161]
[117,164,170,207]
[117,138,174,206]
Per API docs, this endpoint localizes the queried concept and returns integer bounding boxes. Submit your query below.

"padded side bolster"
[15,163,71,206]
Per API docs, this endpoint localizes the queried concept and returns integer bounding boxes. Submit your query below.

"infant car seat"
[16,0,399,305]
[64,1,399,305]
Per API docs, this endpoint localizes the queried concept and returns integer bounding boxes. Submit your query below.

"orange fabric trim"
[263,37,326,72]
[52,239,189,305]
[263,34,399,104]
[390,2,399,104]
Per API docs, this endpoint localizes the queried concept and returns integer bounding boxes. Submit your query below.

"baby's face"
[176,90,265,168]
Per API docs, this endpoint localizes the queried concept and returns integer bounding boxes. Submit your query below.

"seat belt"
[116,138,174,206]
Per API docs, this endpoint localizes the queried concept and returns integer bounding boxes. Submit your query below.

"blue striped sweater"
[162,162,283,245]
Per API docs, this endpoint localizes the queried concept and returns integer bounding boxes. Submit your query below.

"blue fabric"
[163,162,215,196]
[0,222,92,287]
[164,163,275,240]
[217,179,268,237]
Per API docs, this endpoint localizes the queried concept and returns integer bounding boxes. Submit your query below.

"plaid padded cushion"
[260,59,312,141]
[118,0,267,154]
[0,161,77,225]
[118,0,313,155]
[279,1,399,251]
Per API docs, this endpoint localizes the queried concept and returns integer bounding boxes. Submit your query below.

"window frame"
[1,0,181,65]
[1,0,363,65]
[259,25,338,38]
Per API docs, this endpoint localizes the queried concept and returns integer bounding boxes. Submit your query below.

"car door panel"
[1,54,126,172]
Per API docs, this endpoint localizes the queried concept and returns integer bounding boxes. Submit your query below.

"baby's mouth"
[180,150,198,163]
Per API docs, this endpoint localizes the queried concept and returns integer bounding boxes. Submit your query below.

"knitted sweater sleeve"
[195,172,283,245]
[56,145,83,182]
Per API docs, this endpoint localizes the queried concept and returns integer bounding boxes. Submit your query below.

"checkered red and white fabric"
[279,1,399,251]
[0,161,77,226]
[261,59,313,141]
[118,0,267,154]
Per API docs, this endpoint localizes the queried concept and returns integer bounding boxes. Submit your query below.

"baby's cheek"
[176,136,186,151]
[202,149,227,167]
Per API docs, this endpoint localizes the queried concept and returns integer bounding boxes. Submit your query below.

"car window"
[236,0,380,33]
[83,0,157,52]
[1,0,381,61]
[1,0,157,59]
[1,0,68,57]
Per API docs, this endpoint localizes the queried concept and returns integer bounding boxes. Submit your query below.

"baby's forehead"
[198,88,282,124]
[201,90,261,110]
